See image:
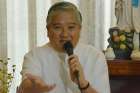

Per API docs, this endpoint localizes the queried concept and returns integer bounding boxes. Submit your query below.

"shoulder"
[24,43,52,58]
[75,43,106,66]
[75,43,104,57]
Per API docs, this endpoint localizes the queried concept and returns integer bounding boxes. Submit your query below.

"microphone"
[63,41,79,80]
[63,41,82,92]
[63,41,73,56]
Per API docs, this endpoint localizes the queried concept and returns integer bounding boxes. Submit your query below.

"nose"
[61,28,69,38]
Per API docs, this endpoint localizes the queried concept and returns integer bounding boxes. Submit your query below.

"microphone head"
[63,41,73,56]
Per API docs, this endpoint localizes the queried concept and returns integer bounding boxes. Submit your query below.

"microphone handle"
[75,71,83,93]
[74,70,79,79]
[69,57,82,93]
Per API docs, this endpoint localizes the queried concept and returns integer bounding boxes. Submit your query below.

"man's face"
[47,11,81,52]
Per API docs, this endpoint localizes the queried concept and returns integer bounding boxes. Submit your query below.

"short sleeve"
[21,51,42,80]
[92,52,110,93]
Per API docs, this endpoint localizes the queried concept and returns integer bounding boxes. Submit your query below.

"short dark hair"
[46,1,82,25]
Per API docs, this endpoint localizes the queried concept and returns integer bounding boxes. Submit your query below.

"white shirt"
[21,43,110,93]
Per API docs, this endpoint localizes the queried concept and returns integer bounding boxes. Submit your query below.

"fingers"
[25,73,46,87]
[68,55,80,73]
[68,55,82,84]
[68,55,86,85]
[25,73,41,81]
[22,73,56,93]
[42,84,56,92]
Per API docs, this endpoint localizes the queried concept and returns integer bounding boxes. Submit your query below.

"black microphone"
[63,41,79,79]
[63,41,73,56]
[63,41,82,92]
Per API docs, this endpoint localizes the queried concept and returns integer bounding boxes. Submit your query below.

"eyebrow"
[52,22,78,25]
[68,23,77,25]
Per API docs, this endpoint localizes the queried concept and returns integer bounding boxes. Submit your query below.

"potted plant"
[108,27,134,59]
[0,58,16,93]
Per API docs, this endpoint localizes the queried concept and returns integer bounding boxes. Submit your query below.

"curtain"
[7,0,28,93]
[78,0,111,50]
[0,0,7,58]
[65,0,109,50]
[110,0,117,26]
[0,0,111,92]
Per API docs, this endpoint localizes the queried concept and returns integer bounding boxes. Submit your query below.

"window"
[4,0,113,92]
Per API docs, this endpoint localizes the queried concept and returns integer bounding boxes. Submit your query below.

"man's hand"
[19,74,56,93]
[68,54,88,88]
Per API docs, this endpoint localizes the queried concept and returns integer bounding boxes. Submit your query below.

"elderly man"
[18,1,110,93]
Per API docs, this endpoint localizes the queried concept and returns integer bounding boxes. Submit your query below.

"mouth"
[60,40,71,44]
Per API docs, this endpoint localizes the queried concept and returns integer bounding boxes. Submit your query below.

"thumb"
[25,73,40,80]
[25,73,56,92]
[42,84,56,92]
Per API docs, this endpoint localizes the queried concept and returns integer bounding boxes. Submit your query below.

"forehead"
[49,10,79,24]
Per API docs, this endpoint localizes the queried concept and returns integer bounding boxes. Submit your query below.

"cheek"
[71,31,80,45]
[72,31,80,39]
[48,32,60,42]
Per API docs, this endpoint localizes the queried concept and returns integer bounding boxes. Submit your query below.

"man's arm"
[68,55,98,93]
[18,74,56,93]
[68,52,110,93]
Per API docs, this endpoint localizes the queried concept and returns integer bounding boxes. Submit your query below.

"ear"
[46,25,48,30]
[79,25,82,32]
[46,25,50,37]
